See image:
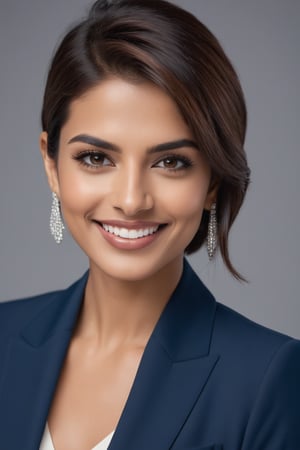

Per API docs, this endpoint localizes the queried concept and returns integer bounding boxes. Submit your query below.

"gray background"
[0,0,299,338]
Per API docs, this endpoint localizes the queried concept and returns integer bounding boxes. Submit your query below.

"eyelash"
[73,150,112,169]
[72,150,194,172]
[154,154,194,172]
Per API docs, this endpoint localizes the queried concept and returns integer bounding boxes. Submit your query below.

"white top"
[39,423,114,450]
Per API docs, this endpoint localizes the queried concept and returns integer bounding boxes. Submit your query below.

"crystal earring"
[207,202,217,260]
[50,192,65,244]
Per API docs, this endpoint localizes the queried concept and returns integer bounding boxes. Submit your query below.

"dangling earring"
[50,192,65,244]
[207,202,217,260]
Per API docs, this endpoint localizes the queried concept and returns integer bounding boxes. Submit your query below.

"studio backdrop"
[0,0,299,338]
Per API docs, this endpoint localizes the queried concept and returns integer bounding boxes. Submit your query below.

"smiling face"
[41,77,215,281]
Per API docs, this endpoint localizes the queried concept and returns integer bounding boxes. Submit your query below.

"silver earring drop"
[50,192,65,244]
[207,202,217,260]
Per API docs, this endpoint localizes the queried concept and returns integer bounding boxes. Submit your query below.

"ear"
[39,132,60,195]
[204,176,219,211]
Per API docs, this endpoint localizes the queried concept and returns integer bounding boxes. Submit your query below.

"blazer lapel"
[0,272,88,450]
[109,260,220,450]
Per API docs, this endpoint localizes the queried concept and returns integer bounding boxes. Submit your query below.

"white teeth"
[129,230,138,239]
[120,228,129,238]
[102,224,159,239]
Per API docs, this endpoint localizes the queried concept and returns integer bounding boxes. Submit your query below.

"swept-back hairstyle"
[41,0,250,280]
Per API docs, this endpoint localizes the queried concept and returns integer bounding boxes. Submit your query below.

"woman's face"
[41,77,215,281]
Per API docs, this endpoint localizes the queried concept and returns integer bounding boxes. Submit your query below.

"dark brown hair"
[41,0,250,280]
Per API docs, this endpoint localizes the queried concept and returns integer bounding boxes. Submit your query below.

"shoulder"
[216,304,300,447]
[213,300,294,350]
[186,261,300,388]
[209,301,300,445]
[0,274,87,338]
[211,299,300,369]
[0,290,62,337]
[184,260,299,362]
[211,299,300,406]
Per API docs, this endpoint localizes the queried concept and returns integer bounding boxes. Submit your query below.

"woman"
[0,0,299,449]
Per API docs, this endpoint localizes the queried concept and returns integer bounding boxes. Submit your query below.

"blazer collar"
[20,259,216,359]
[0,260,219,450]
[152,258,216,360]
[109,259,219,449]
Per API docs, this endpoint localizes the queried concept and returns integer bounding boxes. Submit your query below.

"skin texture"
[40,77,216,450]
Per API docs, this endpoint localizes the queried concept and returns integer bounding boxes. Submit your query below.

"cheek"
[57,165,109,213]
[160,177,209,223]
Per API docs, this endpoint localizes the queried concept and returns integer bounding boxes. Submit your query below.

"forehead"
[60,77,193,144]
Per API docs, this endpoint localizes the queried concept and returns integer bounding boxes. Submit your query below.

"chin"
[95,262,160,282]
[88,252,183,283]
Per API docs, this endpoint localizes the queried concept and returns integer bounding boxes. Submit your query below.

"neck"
[74,257,184,350]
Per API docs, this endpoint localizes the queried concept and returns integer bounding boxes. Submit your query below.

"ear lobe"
[204,177,219,211]
[39,131,60,195]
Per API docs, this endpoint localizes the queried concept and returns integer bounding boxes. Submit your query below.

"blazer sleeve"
[241,338,300,450]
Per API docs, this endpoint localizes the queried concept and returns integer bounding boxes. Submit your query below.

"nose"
[111,164,154,217]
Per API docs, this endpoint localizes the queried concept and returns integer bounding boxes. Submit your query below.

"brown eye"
[87,153,107,166]
[163,157,178,169]
[155,155,192,171]
[74,151,113,168]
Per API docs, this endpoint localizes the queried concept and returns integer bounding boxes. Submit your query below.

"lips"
[93,220,167,248]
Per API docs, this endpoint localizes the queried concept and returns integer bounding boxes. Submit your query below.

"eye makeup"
[72,149,194,173]
[72,150,114,169]
[153,154,194,172]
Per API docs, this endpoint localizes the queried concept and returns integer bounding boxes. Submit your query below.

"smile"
[101,224,160,239]
[95,220,167,250]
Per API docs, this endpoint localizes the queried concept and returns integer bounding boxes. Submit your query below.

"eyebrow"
[68,134,199,154]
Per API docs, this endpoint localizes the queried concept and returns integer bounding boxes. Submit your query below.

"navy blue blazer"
[0,260,299,450]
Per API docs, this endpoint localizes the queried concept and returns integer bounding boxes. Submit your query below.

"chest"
[46,342,144,450]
